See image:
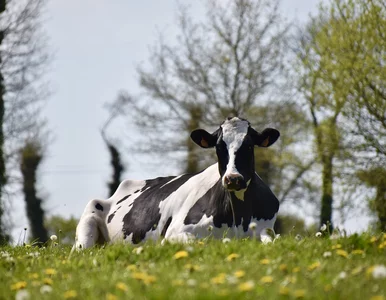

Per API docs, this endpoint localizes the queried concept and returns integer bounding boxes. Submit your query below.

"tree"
[115,0,291,170]
[0,0,50,240]
[110,0,316,215]
[0,0,8,244]
[296,0,386,228]
[20,139,47,243]
[102,102,127,197]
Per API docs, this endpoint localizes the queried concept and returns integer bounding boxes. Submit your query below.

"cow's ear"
[190,129,217,148]
[250,128,280,147]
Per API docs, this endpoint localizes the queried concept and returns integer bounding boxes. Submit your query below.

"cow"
[74,117,280,249]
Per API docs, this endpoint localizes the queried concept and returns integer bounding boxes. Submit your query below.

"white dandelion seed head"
[15,290,30,300]
[295,234,303,241]
[323,251,332,258]
[133,246,143,255]
[207,225,213,232]
[186,279,197,286]
[222,238,231,244]
[320,224,327,232]
[315,232,322,237]
[40,285,53,294]
[50,235,57,241]
[372,265,386,279]
[249,222,257,230]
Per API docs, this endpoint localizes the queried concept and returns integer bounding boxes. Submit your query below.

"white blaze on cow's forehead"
[221,118,249,178]
[221,118,249,150]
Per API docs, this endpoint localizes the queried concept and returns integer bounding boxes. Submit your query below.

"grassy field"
[1,233,386,300]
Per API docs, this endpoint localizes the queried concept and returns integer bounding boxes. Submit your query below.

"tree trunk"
[21,143,48,244]
[185,106,202,174]
[106,143,125,197]
[320,155,334,229]
[0,0,9,245]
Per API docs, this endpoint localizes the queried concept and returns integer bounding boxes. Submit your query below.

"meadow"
[1,233,386,300]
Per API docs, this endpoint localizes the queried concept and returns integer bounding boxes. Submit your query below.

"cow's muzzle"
[223,173,246,191]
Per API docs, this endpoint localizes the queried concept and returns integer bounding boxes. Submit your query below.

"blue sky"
[9,0,372,240]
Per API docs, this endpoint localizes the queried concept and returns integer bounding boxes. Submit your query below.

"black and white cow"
[74,117,280,249]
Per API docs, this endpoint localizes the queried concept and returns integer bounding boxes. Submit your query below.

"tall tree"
[0,0,50,240]
[296,0,386,228]
[20,140,47,243]
[0,0,8,244]
[112,0,314,210]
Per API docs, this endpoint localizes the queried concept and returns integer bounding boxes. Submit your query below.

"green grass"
[1,233,386,300]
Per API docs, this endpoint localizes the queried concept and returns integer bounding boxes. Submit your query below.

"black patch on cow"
[116,194,131,205]
[184,174,279,231]
[95,203,104,211]
[134,189,140,193]
[122,172,202,244]
[107,206,121,224]
[161,217,172,237]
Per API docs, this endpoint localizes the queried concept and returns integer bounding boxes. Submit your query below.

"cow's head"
[191,117,280,192]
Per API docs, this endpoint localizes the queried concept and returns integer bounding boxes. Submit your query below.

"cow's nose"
[223,174,246,191]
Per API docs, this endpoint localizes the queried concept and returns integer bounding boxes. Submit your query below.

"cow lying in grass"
[74,117,280,249]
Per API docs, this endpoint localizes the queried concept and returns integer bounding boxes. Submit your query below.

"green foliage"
[45,215,78,245]
[1,235,386,299]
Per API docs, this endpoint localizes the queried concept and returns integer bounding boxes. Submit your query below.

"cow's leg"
[74,199,110,250]
[162,232,196,244]
[251,215,277,244]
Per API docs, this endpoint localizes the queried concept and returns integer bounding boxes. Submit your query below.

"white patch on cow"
[250,214,278,243]
[221,118,249,183]
[157,164,220,240]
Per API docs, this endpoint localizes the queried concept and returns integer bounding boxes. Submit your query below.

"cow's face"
[191,117,280,192]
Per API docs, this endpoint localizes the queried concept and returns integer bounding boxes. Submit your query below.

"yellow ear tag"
[200,138,209,148]
[261,137,270,147]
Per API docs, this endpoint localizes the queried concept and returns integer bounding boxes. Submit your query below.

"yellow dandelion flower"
[279,264,287,272]
[106,293,117,300]
[379,241,386,249]
[238,280,254,292]
[63,290,77,299]
[184,264,200,272]
[286,275,297,284]
[370,296,385,300]
[308,261,321,271]
[370,236,378,243]
[211,273,226,284]
[331,244,342,249]
[131,272,156,285]
[29,273,39,279]
[197,241,205,245]
[260,258,270,265]
[260,276,273,284]
[294,289,306,298]
[62,260,67,264]
[126,264,137,271]
[10,281,27,290]
[174,250,189,259]
[292,267,300,273]
[43,278,53,285]
[226,253,240,261]
[45,268,56,275]
[116,282,128,292]
[279,286,290,295]
[351,249,364,255]
[336,249,348,258]
[351,266,363,275]
[234,270,245,278]
[172,279,184,286]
